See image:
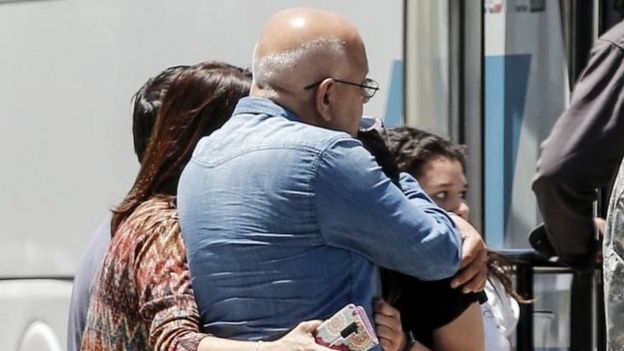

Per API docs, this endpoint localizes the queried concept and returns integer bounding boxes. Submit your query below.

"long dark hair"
[111,61,252,233]
[487,252,532,304]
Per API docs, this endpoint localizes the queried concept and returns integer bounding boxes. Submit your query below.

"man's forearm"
[532,175,599,270]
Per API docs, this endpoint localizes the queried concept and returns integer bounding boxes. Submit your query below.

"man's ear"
[314,79,333,122]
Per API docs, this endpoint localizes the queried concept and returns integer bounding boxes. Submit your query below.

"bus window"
[404,0,451,137]
[484,0,567,249]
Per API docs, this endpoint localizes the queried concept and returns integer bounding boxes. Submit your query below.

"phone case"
[315,304,379,351]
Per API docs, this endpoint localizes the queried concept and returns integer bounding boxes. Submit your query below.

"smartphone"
[315,304,379,351]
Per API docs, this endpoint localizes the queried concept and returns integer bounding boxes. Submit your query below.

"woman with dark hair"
[81,61,331,351]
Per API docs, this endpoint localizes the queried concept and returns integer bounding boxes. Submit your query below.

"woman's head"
[131,65,190,163]
[112,61,252,232]
[386,127,469,219]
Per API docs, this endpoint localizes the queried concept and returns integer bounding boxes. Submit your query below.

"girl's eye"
[434,191,448,201]
[460,191,467,199]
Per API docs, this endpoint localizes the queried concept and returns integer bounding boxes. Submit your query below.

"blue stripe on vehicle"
[384,60,404,127]
[485,54,531,248]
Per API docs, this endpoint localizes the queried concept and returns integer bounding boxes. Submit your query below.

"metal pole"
[516,264,534,351]
[596,266,606,351]
[570,270,594,351]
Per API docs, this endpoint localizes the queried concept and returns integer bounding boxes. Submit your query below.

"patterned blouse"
[81,195,207,351]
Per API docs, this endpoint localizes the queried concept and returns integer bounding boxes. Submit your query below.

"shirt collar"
[233,96,300,122]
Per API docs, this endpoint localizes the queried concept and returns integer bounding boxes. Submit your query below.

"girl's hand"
[374,298,406,351]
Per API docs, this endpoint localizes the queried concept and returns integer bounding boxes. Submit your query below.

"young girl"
[386,126,529,351]
[357,123,483,351]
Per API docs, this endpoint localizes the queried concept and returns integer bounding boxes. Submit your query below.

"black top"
[382,269,485,349]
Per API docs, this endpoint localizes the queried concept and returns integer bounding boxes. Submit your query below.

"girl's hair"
[487,252,532,304]
[386,126,467,177]
[111,61,252,233]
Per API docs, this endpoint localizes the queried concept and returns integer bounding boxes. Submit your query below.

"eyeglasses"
[304,77,380,99]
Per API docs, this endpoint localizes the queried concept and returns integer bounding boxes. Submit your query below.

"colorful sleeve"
[314,137,462,281]
[134,212,208,351]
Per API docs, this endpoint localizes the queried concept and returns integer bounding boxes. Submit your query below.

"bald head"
[252,8,367,98]
[251,8,370,136]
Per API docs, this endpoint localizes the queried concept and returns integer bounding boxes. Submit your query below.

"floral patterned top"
[81,195,206,351]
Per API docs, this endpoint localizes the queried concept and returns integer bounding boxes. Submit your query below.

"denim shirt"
[178,97,462,344]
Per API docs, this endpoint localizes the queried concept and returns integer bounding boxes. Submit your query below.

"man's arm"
[357,129,487,292]
[532,34,624,270]
[402,174,487,292]
[314,138,462,281]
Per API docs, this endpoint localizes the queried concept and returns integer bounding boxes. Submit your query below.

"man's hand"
[374,299,406,351]
[594,217,606,264]
[449,213,488,293]
[594,217,606,235]
[270,320,333,351]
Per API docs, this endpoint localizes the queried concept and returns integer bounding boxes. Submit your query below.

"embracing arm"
[402,174,487,291]
[134,214,209,350]
[314,138,462,281]
[357,130,487,292]
[198,321,333,351]
[134,213,330,351]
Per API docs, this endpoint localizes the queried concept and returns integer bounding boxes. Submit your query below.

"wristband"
[402,331,418,351]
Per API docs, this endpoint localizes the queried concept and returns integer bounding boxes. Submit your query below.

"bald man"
[178,8,485,348]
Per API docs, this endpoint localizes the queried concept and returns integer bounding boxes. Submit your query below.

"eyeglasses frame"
[304,77,380,99]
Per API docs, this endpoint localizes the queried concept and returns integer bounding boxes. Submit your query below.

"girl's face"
[417,155,470,220]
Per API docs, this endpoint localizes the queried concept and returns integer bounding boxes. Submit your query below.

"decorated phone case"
[314,304,379,351]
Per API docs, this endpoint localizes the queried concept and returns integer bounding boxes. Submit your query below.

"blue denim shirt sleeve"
[398,172,433,199]
[314,137,462,281]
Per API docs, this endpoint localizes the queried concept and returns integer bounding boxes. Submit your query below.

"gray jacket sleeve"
[532,22,624,270]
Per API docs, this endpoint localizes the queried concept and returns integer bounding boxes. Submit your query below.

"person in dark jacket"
[532,20,624,349]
